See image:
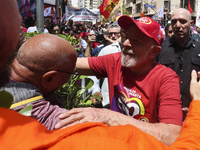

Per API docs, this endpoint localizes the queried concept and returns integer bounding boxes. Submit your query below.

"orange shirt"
[0,101,199,149]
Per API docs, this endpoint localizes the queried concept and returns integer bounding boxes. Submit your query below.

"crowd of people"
[1,0,200,149]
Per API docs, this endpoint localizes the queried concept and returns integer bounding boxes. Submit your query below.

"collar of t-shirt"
[169,35,196,48]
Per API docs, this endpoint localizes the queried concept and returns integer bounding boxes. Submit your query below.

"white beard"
[121,52,136,68]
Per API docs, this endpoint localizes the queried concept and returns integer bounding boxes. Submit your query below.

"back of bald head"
[17,34,77,73]
[0,0,21,68]
[172,8,191,20]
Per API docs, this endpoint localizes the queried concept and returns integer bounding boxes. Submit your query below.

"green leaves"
[57,74,101,110]
[18,105,33,116]
[0,90,33,116]
[0,90,13,108]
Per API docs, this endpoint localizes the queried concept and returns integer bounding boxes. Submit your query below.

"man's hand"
[190,70,200,101]
[87,34,96,44]
[55,107,109,129]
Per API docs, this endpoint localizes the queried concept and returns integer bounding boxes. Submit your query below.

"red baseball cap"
[80,32,90,38]
[118,15,164,46]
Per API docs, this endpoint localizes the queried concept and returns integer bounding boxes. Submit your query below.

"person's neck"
[130,60,156,75]
[176,36,190,47]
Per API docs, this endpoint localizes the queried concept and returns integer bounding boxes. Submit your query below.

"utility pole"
[56,0,59,19]
[141,0,143,13]
[36,0,44,32]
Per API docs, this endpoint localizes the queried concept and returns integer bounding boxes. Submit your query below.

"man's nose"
[123,39,131,47]
[176,21,181,27]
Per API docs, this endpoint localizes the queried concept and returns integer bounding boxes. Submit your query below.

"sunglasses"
[108,32,120,36]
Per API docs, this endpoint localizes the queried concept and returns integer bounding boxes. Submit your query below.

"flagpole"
[36,0,44,32]
[141,0,143,13]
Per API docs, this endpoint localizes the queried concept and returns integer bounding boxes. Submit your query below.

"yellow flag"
[115,0,123,20]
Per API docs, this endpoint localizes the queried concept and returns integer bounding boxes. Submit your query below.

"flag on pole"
[53,7,57,24]
[188,0,193,14]
[157,7,164,19]
[24,0,32,18]
[44,7,52,17]
[98,0,120,19]
[61,13,66,23]
[196,0,200,28]
[115,0,123,21]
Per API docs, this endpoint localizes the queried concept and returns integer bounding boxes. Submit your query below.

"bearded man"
[55,16,183,146]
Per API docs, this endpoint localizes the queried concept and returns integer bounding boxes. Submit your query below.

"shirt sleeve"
[157,68,183,125]
[14,99,67,130]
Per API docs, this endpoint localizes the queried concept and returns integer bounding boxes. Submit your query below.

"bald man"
[156,8,200,121]
[0,33,77,130]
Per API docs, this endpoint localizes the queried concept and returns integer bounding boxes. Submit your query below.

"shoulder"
[151,63,179,78]
[161,38,171,48]
[98,42,121,56]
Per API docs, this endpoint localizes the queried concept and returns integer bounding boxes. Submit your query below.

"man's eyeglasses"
[43,68,79,75]
[108,32,120,36]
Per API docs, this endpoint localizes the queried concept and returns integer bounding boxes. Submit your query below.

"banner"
[17,0,36,19]
[53,7,57,24]
[157,7,164,19]
[196,0,200,28]
[65,6,100,22]
[188,0,193,14]
[44,7,52,17]
[98,0,120,19]
[115,0,123,21]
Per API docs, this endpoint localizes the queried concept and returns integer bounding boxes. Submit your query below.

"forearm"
[84,42,92,57]
[101,109,181,146]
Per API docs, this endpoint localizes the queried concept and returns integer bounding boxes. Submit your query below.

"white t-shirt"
[27,26,49,33]
[81,39,87,51]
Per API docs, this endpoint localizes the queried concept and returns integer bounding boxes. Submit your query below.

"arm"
[76,57,94,75]
[84,34,96,57]
[55,107,180,146]
[170,70,200,149]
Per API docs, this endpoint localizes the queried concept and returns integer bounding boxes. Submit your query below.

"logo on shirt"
[111,84,149,122]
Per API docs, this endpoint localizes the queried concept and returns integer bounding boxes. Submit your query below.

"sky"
[72,0,78,7]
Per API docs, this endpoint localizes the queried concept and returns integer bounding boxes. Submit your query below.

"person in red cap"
[55,15,183,146]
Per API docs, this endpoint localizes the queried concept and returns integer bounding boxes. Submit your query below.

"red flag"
[188,0,193,14]
[98,0,120,19]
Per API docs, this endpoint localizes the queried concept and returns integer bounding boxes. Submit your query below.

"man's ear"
[42,70,58,88]
[190,20,194,27]
[149,46,161,59]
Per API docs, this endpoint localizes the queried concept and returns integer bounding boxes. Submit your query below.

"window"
[135,3,141,13]
[164,1,170,12]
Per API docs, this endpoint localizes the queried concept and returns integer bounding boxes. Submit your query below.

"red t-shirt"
[91,42,99,48]
[88,52,182,125]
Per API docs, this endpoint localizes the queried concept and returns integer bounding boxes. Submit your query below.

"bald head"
[172,8,191,20]
[171,8,192,45]
[0,0,22,68]
[17,34,77,73]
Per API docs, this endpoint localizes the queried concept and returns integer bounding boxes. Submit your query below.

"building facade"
[78,0,103,9]
[124,0,196,19]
